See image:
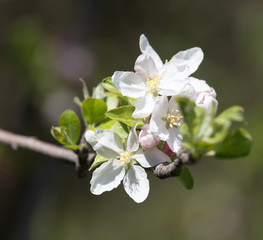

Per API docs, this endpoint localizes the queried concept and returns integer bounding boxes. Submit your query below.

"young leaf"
[92,84,105,100]
[106,105,143,127]
[178,166,194,189]
[177,97,196,132]
[51,126,71,145]
[97,120,128,139]
[79,78,90,99]
[105,92,119,110]
[59,110,81,144]
[102,77,120,94]
[81,98,107,125]
[89,154,108,171]
[215,106,244,128]
[215,128,252,158]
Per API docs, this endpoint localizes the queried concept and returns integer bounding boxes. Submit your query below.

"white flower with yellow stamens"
[112,34,203,118]
[85,123,170,203]
[149,96,185,153]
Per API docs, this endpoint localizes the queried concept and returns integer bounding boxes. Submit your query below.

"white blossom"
[149,96,183,153]
[112,34,204,118]
[85,123,170,203]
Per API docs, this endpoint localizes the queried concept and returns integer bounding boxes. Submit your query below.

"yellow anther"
[119,152,132,165]
[166,109,183,128]
[146,74,162,95]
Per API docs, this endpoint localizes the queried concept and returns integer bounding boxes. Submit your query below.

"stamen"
[119,151,132,165]
[146,74,162,95]
[166,109,183,128]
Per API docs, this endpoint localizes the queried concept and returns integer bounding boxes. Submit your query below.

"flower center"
[147,74,162,95]
[166,109,183,128]
[118,150,132,165]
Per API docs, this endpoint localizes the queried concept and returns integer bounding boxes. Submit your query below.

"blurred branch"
[153,150,196,179]
[0,128,78,164]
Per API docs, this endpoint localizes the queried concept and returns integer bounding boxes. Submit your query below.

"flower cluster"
[85,34,218,203]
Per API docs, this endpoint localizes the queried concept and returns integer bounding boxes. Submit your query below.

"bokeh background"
[0,0,262,239]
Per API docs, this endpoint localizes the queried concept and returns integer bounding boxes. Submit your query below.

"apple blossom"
[112,34,204,118]
[149,96,183,153]
[85,123,170,203]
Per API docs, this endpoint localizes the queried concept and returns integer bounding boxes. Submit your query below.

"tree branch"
[0,128,78,164]
[153,150,196,179]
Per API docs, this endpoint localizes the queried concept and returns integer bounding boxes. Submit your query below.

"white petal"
[179,83,196,100]
[159,79,187,96]
[188,77,211,93]
[159,60,189,81]
[168,96,180,112]
[133,148,171,168]
[167,128,183,153]
[173,47,204,75]
[85,130,96,147]
[134,54,158,79]
[150,96,169,140]
[92,129,123,158]
[196,93,218,111]
[123,164,149,203]
[139,34,163,70]
[126,122,139,152]
[90,159,126,195]
[132,94,156,118]
[112,71,146,98]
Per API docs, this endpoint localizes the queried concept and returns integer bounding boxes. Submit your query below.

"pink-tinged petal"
[134,54,158,79]
[159,79,188,96]
[126,122,139,152]
[139,34,163,70]
[173,47,204,75]
[90,159,126,195]
[210,87,217,98]
[139,125,160,149]
[112,71,146,98]
[133,148,171,168]
[188,77,211,93]
[90,129,123,159]
[123,164,149,203]
[150,96,169,140]
[132,94,156,118]
[162,141,177,157]
[196,93,218,111]
[167,128,183,153]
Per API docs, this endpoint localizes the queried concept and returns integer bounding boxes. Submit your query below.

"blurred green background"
[0,0,262,239]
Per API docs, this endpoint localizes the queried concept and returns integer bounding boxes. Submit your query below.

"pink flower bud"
[139,124,160,149]
[162,141,177,157]
[195,87,218,111]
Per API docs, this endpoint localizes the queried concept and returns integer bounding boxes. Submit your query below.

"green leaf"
[177,97,196,132]
[106,105,143,127]
[178,166,194,190]
[59,110,81,144]
[50,126,71,145]
[215,128,252,158]
[81,98,107,125]
[102,77,120,94]
[215,106,244,127]
[79,78,90,99]
[105,92,119,110]
[64,145,83,150]
[97,120,128,139]
[89,154,108,171]
[92,84,105,100]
